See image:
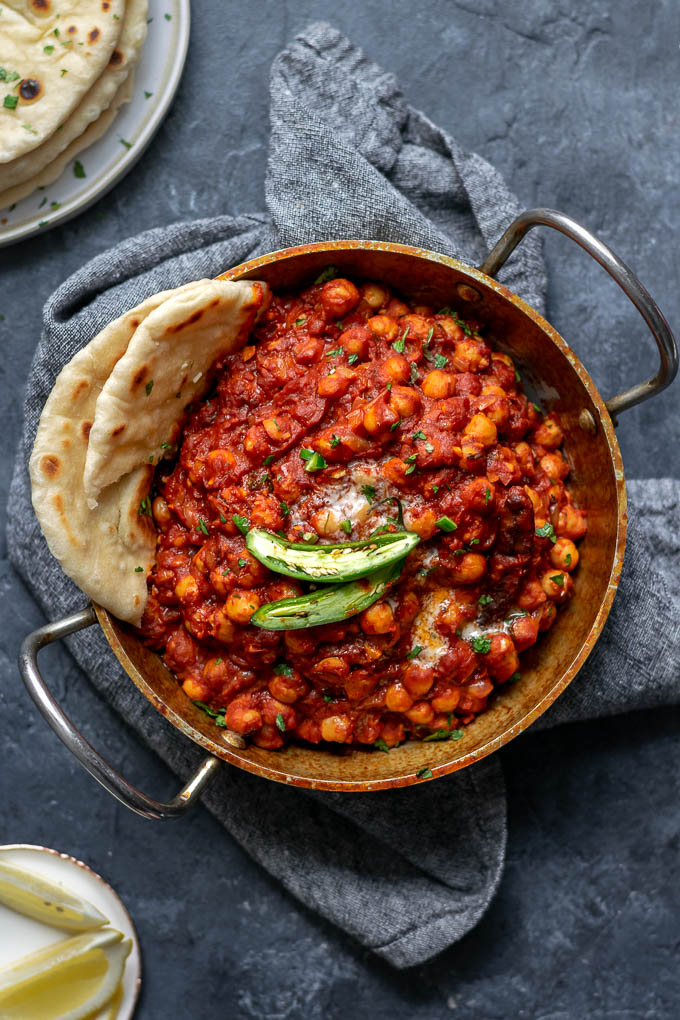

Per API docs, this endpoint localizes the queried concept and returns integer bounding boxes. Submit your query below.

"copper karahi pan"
[20,209,677,818]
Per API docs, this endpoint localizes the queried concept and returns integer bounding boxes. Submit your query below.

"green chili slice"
[245,527,419,583]
[251,561,403,630]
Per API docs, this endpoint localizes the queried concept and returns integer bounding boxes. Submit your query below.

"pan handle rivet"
[455,282,482,304]
[578,408,598,435]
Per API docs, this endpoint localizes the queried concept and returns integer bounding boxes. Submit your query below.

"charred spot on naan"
[111,424,126,437]
[108,48,124,67]
[102,1,111,8]
[167,308,207,334]
[88,27,102,45]
[39,454,61,478]
[19,79,42,103]
[51,493,79,548]
[71,379,89,403]
[130,364,150,391]
[31,0,50,11]
[81,421,93,440]
[67,24,78,34]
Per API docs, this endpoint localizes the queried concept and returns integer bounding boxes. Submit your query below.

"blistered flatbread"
[0,0,126,164]
[29,281,211,624]
[83,279,271,500]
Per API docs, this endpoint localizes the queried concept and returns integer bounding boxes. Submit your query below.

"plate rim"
[0,0,191,248]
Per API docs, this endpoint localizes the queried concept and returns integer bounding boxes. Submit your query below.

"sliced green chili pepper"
[245,527,419,583]
[251,561,403,630]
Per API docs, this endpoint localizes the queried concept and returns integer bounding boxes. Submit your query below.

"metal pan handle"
[18,606,220,820]
[479,207,678,419]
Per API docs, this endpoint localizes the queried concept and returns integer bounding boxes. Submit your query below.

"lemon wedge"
[0,859,108,931]
[88,978,123,1020]
[0,928,131,1020]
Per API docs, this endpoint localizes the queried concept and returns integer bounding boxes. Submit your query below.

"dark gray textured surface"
[1,1,678,1016]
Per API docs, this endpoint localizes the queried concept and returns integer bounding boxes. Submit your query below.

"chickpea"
[382,457,410,486]
[262,418,287,443]
[402,662,435,697]
[533,417,564,449]
[182,677,207,701]
[524,486,542,513]
[452,339,490,373]
[203,449,238,488]
[362,402,388,436]
[340,324,371,359]
[458,438,487,472]
[152,496,172,527]
[540,452,569,480]
[464,413,497,447]
[396,591,420,623]
[449,553,487,584]
[551,537,579,572]
[175,575,199,602]
[540,570,573,600]
[248,494,283,532]
[311,508,340,537]
[385,682,414,712]
[405,701,435,725]
[380,719,406,747]
[436,316,465,342]
[359,282,391,309]
[321,715,353,742]
[313,656,350,681]
[344,672,379,700]
[516,578,547,611]
[368,315,399,342]
[320,278,360,318]
[251,724,285,749]
[384,298,410,319]
[268,579,303,602]
[382,355,410,383]
[485,633,520,682]
[234,549,268,587]
[359,601,395,635]
[203,657,228,685]
[482,384,507,397]
[404,507,438,539]
[226,698,262,734]
[421,369,456,398]
[318,368,355,399]
[479,396,509,429]
[460,476,495,513]
[398,314,431,341]
[514,441,535,474]
[438,601,471,634]
[510,614,540,652]
[431,688,462,713]
[225,589,260,624]
[556,504,587,540]
[389,385,422,419]
[294,336,324,364]
[284,630,318,655]
[212,608,236,643]
[538,601,557,632]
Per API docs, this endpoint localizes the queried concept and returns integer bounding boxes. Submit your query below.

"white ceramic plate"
[0,0,190,247]
[0,844,141,1019]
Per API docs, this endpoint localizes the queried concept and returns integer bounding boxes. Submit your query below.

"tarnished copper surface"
[97,241,627,791]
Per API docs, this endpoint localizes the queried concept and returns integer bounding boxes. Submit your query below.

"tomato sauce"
[139,275,587,750]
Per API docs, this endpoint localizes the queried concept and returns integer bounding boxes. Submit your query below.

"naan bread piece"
[84,279,271,500]
[0,0,126,164]
[29,281,212,624]
[0,0,147,190]
[0,71,134,208]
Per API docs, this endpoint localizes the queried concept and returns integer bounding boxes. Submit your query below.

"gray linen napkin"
[6,24,680,969]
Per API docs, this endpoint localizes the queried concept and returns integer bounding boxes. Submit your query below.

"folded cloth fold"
[7,22,679,969]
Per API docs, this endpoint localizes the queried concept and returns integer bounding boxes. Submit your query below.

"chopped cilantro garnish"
[275,713,286,732]
[535,522,557,543]
[413,430,427,441]
[3,95,17,110]
[514,365,521,383]
[423,728,464,742]
[164,12,172,20]
[340,520,352,534]
[322,694,334,703]
[416,767,433,779]
[424,441,434,453]
[273,663,293,678]
[120,138,132,149]
[565,553,572,566]
[433,353,449,369]
[550,573,565,586]
[299,448,314,460]
[472,636,491,654]
[406,645,422,659]
[374,738,390,753]
[314,266,339,285]
[392,325,409,354]
[326,345,343,357]
[295,315,307,326]
[144,90,153,99]
[301,451,327,472]
[347,353,359,365]
[532,402,542,415]
[73,160,86,178]
[197,519,209,536]
[478,594,493,605]
[137,495,152,517]
[361,484,376,504]
[509,671,522,683]
[390,419,401,432]
[435,516,457,532]
[237,557,247,567]
[134,566,144,572]
[44,44,55,54]
[405,463,416,475]
[145,379,154,395]
[409,362,418,384]
[485,486,491,505]
[329,434,341,448]
[263,455,274,466]
[280,501,290,516]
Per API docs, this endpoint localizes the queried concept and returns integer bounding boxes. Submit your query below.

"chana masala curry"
[139,271,587,751]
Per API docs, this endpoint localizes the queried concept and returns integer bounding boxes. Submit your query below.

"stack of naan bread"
[30,278,271,625]
[0,0,148,208]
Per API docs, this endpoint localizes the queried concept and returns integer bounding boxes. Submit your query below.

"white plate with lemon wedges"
[0,844,140,1019]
